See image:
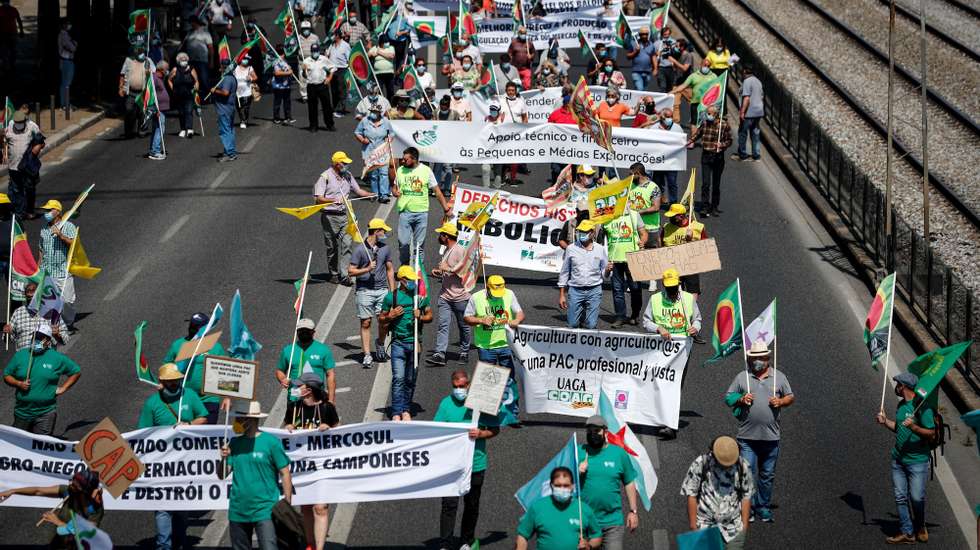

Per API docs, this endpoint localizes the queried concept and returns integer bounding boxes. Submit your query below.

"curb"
[671,12,980,412]
[0,109,107,179]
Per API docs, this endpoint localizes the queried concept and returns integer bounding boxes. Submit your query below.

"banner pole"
[285,251,314,386]
[574,432,584,541]
[412,234,419,371]
[736,278,749,388]
[236,0,250,41]
[222,405,231,444]
[878,276,896,414]
[5,219,13,350]
[177,301,221,416]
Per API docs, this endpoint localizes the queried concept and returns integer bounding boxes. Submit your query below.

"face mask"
[161,386,182,399]
[179,60,188,68]
[32,340,46,354]
[700,66,710,74]
[597,50,606,58]
[715,47,723,53]
[416,65,425,73]
[403,281,417,293]
[586,431,604,448]
[706,115,716,123]
[518,33,527,40]
[584,176,595,186]
[489,109,500,117]
[462,63,472,70]
[369,112,381,121]
[501,62,511,71]
[311,53,320,59]
[751,360,767,373]
[440,107,450,114]
[241,60,249,66]
[551,486,573,503]
[349,17,357,25]
[137,53,146,61]
[604,65,614,73]
[368,92,378,100]
[452,388,468,401]
[13,122,25,132]
[576,232,591,244]
[44,211,55,222]
[452,90,463,98]
[661,119,673,129]
[302,30,311,37]
[606,97,616,105]
[542,68,551,75]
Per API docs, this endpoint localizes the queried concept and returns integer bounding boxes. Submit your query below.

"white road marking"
[336,386,352,393]
[243,134,262,153]
[102,267,141,301]
[345,334,361,341]
[159,214,190,243]
[209,170,230,190]
[335,360,358,367]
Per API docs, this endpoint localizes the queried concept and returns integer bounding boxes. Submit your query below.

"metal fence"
[675,0,979,392]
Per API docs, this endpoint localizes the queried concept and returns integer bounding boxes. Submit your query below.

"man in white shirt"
[296,20,319,100]
[500,81,527,123]
[355,82,392,121]
[302,43,335,132]
[325,29,351,117]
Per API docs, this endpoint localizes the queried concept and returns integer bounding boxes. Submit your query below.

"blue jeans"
[154,510,187,550]
[610,263,641,321]
[150,112,166,155]
[631,71,651,92]
[891,459,929,535]
[653,170,678,204]
[216,108,237,157]
[229,519,277,550]
[737,117,762,159]
[435,297,471,356]
[566,285,602,329]
[60,59,75,107]
[398,210,428,265]
[390,339,418,417]
[433,163,454,196]
[737,439,780,514]
[367,166,390,199]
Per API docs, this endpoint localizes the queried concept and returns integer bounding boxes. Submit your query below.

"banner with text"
[0,422,474,510]
[508,325,691,428]
[391,121,687,170]
[434,86,675,124]
[412,0,615,15]
[452,184,577,273]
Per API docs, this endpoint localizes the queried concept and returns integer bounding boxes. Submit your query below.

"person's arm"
[0,485,62,502]
[275,350,290,388]
[641,301,659,334]
[739,94,750,120]
[417,304,434,324]
[351,176,374,198]
[624,481,639,531]
[280,466,293,504]
[686,495,699,530]
[740,497,751,532]
[689,300,702,334]
[55,372,80,396]
[875,412,897,432]
[432,176,451,213]
[637,225,648,247]
[325,369,336,403]
[515,536,529,550]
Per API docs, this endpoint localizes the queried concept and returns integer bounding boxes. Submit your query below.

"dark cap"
[893,372,919,388]
[585,415,607,428]
[72,467,101,493]
[187,312,209,328]
[290,372,325,390]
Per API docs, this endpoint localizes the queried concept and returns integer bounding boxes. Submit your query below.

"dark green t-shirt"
[892,400,936,464]
[227,432,291,522]
[578,443,638,527]
[276,341,335,402]
[163,337,227,405]
[381,289,430,342]
[433,394,500,472]
[517,496,602,549]
[3,348,80,420]
[138,390,209,428]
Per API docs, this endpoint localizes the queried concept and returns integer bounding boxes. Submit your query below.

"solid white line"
[243,134,262,153]
[159,214,190,243]
[209,170,230,190]
[102,267,141,301]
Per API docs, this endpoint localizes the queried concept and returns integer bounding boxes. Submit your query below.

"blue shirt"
[271,58,291,90]
[215,73,238,115]
[632,41,657,73]
[387,14,411,43]
[354,117,393,157]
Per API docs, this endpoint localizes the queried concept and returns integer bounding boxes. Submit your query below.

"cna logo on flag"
[413,127,438,146]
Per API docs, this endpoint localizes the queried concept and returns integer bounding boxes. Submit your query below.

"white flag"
[70,513,113,550]
[743,298,776,348]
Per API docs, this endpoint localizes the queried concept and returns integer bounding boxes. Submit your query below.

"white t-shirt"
[303,56,331,84]
[234,65,254,98]
[501,96,527,123]
[186,28,213,63]
[417,71,434,91]
[208,1,234,25]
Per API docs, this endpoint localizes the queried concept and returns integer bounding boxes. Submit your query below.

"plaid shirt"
[39,221,77,279]
[693,118,733,153]
[8,306,70,350]
[341,21,370,47]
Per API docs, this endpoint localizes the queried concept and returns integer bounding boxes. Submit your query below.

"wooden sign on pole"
[174,331,223,362]
[625,238,722,281]
[203,355,259,400]
[74,418,145,499]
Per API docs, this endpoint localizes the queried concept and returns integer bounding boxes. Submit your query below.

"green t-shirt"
[381,289,430,342]
[137,390,209,428]
[227,432,291,522]
[163,337,227,405]
[3,349,80,420]
[276,341,336,402]
[684,71,716,104]
[433,394,499,472]
[892,400,936,464]
[578,443,638,527]
[517,496,602,549]
[395,164,435,213]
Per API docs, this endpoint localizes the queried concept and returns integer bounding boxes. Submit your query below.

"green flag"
[908,341,972,407]
[864,272,895,370]
[695,70,728,122]
[707,279,743,363]
[135,321,156,385]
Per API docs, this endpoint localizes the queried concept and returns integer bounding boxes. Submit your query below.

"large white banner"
[452,183,577,273]
[409,14,647,53]
[412,0,616,16]
[508,325,691,428]
[391,121,688,170]
[0,422,474,510]
[434,87,675,125]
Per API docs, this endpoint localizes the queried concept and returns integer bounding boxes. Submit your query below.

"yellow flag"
[588,175,633,225]
[460,192,500,231]
[276,202,331,220]
[679,169,696,218]
[344,197,364,243]
[67,229,102,279]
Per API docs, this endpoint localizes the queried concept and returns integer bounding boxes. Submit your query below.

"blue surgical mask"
[403,281,417,293]
[369,112,381,121]
[700,66,710,74]
[31,340,46,354]
[501,62,511,71]
[241,60,249,66]
[44,211,55,222]
[311,53,320,59]
[462,63,472,71]
[452,388,468,401]
[542,68,551,75]
[551,486,573,503]
[576,231,591,244]
[518,33,527,40]
[137,53,146,61]
[661,119,673,129]
[416,65,425,73]
[452,90,463,98]
[706,115,716,123]
[604,65,613,73]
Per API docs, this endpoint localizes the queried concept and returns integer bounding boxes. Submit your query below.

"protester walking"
[426,222,473,367]
[507,27,535,89]
[325,29,351,117]
[464,275,524,373]
[233,55,257,129]
[660,204,707,300]
[390,146,450,264]
[3,110,44,219]
[680,436,754,549]
[690,105,732,217]
[670,58,715,130]
[38,200,78,327]
[628,163,663,247]
[147,61,170,160]
[653,27,676,93]
[212,58,239,161]
[275,318,337,408]
[515,466,603,550]
[2,324,80,435]
[302,43,335,132]
[558,219,607,330]
[875,372,936,544]
[348,219,395,369]
[379,266,433,421]
[220,401,292,550]
[626,26,655,91]
[578,415,641,549]
[599,208,647,328]
[185,19,212,89]
[271,50,294,125]
[297,20,319,101]
[314,151,373,284]
[435,369,500,550]
[169,53,200,137]
[163,312,227,423]
[3,282,69,350]
[119,47,150,139]
[732,65,764,162]
[725,340,794,523]
[0,467,104,548]
[57,18,77,110]
[354,105,394,202]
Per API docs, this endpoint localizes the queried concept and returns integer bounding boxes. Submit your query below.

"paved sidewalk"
[1,105,104,178]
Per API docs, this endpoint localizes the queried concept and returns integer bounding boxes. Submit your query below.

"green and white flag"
[135,320,156,385]
[707,279,743,363]
[908,341,972,407]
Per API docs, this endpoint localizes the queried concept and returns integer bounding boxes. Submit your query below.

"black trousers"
[700,151,725,210]
[307,82,334,130]
[440,470,485,546]
[273,88,291,120]
[330,72,346,112]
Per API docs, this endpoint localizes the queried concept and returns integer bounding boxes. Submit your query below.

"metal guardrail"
[674,0,979,393]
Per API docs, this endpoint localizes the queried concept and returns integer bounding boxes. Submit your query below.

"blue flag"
[229,290,262,360]
[514,434,579,511]
[677,527,724,550]
[495,378,521,426]
[26,271,64,323]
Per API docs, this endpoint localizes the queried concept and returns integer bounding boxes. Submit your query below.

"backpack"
[918,407,949,480]
[270,498,306,550]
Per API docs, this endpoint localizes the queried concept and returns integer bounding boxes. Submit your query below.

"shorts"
[681,274,701,295]
[356,288,388,319]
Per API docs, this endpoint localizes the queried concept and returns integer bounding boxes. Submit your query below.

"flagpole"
[236,0,250,41]
[412,234,419,371]
[257,28,303,85]
[736,278,749,388]
[177,301,221,417]
[772,297,778,398]
[878,275,897,414]
[5,219,14,350]
[573,432,584,541]
[285,251,314,386]
[347,68,364,102]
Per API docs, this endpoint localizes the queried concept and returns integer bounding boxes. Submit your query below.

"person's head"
[61,18,71,31]
[191,18,204,29]
[576,219,596,246]
[415,58,426,73]
[220,58,232,69]
[629,161,647,181]
[539,60,555,77]
[366,217,391,241]
[348,10,359,24]
[516,26,527,41]
[23,282,38,301]
[176,52,190,68]
[186,311,209,337]
[577,164,597,185]
[605,85,620,104]
[662,268,681,298]
[746,340,771,375]
[742,64,754,78]
[700,57,711,74]
[499,53,512,71]
[661,26,672,39]
[331,150,353,173]
[11,110,27,133]
[549,467,575,504]
[366,81,380,98]
[439,94,451,111]
[705,105,719,123]
[69,467,101,500]
[32,324,53,353]
[234,401,268,433]
[603,58,617,75]
[300,20,312,37]
[310,43,321,59]
[677,38,688,52]
[158,363,185,397]
[395,89,411,108]
[40,199,63,224]
[505,81,518,99]
[638,26,650,43]
[658,108,674,129]
[712,38,725,53]
[893,372,919,400]
[450,369,469,401]
[487,275,507,299]
[435,221,458,246]
[451,81,465,99]
[368,103,383,121]
[134,46,147,61]
[292,372,326,402]
[402,146,420,168]
[461,55,473,71]
[666,203,688,226]
[711,436,740,470]
[155,60,169,75]
[585,414,607,448]
[595,42,606,58]
[396,265,419,291]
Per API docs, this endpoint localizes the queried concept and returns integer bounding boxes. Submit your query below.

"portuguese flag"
[329,0,348,35]
[578,30,595,61]
[458,0,477,40]
[10,219,43,301]
[274,6,298,55]
[140,75,158,119]
[707,278,743,363]
[864,272,895,370]
[129,8,150,35]
[649,0,671,34]
[134,321,156,385]
[696,70,728,122]
[437,34,451,57]
[349,40,372,84]
[413,20,437,42]
[614,11,634,48]
[217,36,231,64]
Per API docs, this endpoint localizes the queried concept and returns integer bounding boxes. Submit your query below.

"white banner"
[409,14,647,53]
[508,325,691,428]
[452,183,576,273]
[412,0,616,16]
[0,422,474,510]
[391,121,688,170]
[434,87,675,125]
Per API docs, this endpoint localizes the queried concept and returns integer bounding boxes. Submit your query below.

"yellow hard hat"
[576,219,596,232]
[331,151,353,164]
[41,199,64,211]
[577,164,596,175]
[434,221,458,237]
[396,265,418,280]
[158,363,184,381]
[662,268,681,287]
[0,193,9,205]
[665,203,687,218]
[367,218,392,231]
[487,275,506,298]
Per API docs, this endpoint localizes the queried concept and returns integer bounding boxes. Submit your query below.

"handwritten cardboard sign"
[174,331,223,362]
[464,362,511,416]
[203,356,259,400]
[74,418,145,499]
[626,238,722,281]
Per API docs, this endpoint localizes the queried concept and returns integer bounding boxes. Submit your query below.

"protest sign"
[452,184,576,273]
[625,238,722,281]
[412,0,615,15]
[508,325,691,428]
[174,331,222,361]
[434,86,674,124]
[391,121,688,170]
[0,422,474,510]
[202,356,258,400]
[75,418,145,499]
[465,362,511,416]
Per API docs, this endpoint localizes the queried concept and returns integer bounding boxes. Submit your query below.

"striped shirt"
[39,221,77,279]
[8,306,70,350]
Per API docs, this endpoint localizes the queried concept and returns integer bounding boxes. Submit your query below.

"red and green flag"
[908,341,972,409]
[477,62,497,97]
[695,70,728,122]
[329,0,348,35]
[10,219,43,301]
[349,41,373,84]
[373,4,397,41]
[513,0,526,31]
[458,0,477,41]
[274,6,298,56]
[437,33,452,57]
[400,64,422,93]
[129,9,150,35]
[413,20,437,42]
[649,0,671,34]
[864,272,896,370]
[236,37,261,64]
[134,321,156,385]
[1,96,14,128]
[140,76,158,120]
[707,278,743,363]
[217,36,231,64]
[578,30,595,61]
[615,11,634,48]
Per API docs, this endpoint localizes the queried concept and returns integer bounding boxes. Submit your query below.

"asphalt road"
[0,2,976,548]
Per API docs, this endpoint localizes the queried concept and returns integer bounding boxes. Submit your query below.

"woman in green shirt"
[516,467,603,550]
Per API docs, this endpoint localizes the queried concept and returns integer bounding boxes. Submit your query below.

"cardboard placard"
[202,356,259,400]
[464,362,511,416]
[74,418,145,499]
[174,331,223,362]
[625,238,722,281]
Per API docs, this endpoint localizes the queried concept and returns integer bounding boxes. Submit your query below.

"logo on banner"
[521,249,535,260]
[547,389,594,408]
[614,390,629,409]
[413,127,438,146]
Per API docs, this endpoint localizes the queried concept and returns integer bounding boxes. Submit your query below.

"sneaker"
[658,427,677,440]
[239,122,247,129]
[916,527,928,543]
[287,118,296,124]
[148,153,166,160]
[459,544,472,550]
[273,119,282,124]
[178,130,187,138]
[218,155,238,163]
[711,208,724,216]
[187,130,195,136]
[457,351,471,364]
[758,509,773,523]
[361,354,373,369]
[730,154,748,161]
[426,353,447,366]
[749,513,756,523]
[751,156,761,162]
[628,317,639,326]
[334,112,344,118]
[885,534,915,545]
